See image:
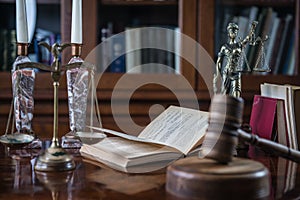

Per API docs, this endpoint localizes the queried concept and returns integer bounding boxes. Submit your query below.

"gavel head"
[199,94,244,164]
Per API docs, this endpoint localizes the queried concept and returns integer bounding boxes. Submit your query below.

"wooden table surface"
[0,142,300,200]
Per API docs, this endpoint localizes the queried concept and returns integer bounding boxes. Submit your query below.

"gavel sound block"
[166,157,270,200]
[166,95,270,200]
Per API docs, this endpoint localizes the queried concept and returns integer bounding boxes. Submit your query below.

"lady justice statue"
[213,21,269,98]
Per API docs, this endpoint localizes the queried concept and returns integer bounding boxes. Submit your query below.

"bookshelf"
[198,0,300,121]
[0,0,199,138]
[0,0,61,70]
[214,0,297,75]
[0,0,299,138]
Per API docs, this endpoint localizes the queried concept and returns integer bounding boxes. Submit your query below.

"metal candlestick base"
[19,43,80,171]
[23,42,78,172]
[34,145,75,172]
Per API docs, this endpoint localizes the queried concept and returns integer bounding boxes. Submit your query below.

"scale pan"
[0,133,34,148]
[77,131,106,145]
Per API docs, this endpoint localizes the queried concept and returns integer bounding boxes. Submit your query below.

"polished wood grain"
[0,143,299,199]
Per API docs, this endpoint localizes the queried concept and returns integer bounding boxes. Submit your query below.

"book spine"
[99,27,111,73]
[281,31,295,75]
[125,27,142,73]
[273,14,293,73]
[165,27,175,73]
[270,18,285,74]
[174,27,181,74]
[0,29,7,71]
[265,16,279,70]
[110,34,126,73]
[7,30,17,71]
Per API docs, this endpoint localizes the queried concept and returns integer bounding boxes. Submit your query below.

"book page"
[86,126,173,148]
[87,126,150,143]
[276,99,289,147]
[138,106,208,155]
[80,137,182,172]
[289,85,300,150]
[92,137,178,159]
[88,106,208,155]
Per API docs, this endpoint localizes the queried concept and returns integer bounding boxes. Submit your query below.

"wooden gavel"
[199,94,300,164]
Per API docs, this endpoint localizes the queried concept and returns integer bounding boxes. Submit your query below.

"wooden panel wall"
[0,72,211,139]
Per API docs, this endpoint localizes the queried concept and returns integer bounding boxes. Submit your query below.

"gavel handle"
[237,129,300,163]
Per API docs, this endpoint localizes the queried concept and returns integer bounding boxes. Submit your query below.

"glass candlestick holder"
[0,43,39,149]
[62,44,88,148]
[61,44,106,148]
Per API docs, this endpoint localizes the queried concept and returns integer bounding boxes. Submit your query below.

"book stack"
[250,83,300,150]
[249,83,300,197]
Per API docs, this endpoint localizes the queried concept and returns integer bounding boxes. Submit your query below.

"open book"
[80,106,209,173]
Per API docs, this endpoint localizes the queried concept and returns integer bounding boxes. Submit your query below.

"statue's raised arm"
[241,21,258,46]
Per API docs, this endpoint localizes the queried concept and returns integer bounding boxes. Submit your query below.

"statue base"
[166,157,270,200]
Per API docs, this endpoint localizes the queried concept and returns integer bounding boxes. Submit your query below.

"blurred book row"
[99,24,180,74]
[215,5,295,75]
[0,28,61,72]
[1,25,180,74]
[0,29,16,72]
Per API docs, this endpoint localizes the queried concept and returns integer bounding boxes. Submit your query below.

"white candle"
[71,0,82,44]
[16,0,29,43]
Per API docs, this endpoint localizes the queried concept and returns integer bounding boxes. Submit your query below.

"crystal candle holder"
[0,43,40,149]
[62,44,89,148]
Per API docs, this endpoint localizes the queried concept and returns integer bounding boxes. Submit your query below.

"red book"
[250,95,277,140]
